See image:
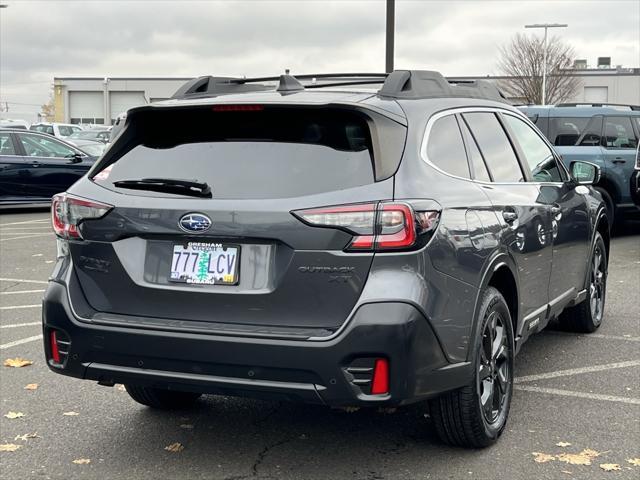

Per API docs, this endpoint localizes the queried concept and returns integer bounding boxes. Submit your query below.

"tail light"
[293,202,439,252]
[51,193,112,239]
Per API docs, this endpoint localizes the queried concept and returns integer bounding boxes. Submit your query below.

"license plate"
[170,242,239,285]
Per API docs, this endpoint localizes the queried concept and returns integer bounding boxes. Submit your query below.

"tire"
[125,385,202,409]
[594,187,615,231]
[429,286,514,448]
[558,232,607,333]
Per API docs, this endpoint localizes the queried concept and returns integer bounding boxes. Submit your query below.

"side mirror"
[570,161,600,185]
[68,153,84,164]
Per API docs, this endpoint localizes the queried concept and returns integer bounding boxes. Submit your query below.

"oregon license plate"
[170,242,239,285]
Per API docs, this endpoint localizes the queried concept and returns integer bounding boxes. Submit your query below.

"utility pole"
[524,23,568,105]
[385,0,395,73]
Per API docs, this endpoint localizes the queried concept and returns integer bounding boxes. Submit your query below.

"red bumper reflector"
[50,331,61,364]
[371,358,389,395]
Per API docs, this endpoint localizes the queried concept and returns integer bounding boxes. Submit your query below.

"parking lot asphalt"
[0,210,638,480]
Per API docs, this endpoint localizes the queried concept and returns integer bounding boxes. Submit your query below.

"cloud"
[1,0,638,120]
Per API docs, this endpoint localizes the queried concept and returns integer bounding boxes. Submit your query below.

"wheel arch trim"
[467,252,520,363]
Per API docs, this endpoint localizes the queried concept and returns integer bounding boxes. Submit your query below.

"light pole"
[524,23,568,105]
[385,0,395,73]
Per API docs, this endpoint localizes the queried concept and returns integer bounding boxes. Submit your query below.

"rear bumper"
[42,280,472,407]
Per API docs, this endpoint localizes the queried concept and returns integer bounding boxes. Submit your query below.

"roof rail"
[555,102,640,111]
[379,70,508,102]
[171,70,509,103]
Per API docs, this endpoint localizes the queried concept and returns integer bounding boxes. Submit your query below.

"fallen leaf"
[14,432,39,441]
[164,442,184,453]
[3,358,33,368]
[0,443,21,452]
[600,464,621,472]
[556,441,572,447]
[72,458,91,465]
[4,411,25,419]
[63,411,80,416]
[179,424,194,429]
[23,383,38,391]
[628,458,640,467]
[581,449,600,458]
[533,452,555,463]
[556,449,600,466]
[115,384,126,392]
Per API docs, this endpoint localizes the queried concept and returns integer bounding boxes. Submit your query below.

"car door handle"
[31,161,41,167]
[502,210,518,224]
[612,158,626,164]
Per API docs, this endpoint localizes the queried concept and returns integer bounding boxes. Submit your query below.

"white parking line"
[515,359,640,384]
[0,233,53,242]
[0,334,42,350]
[0,322,41,329]
[545,331,640,342]
[515,385,640,405]
[0,289,46,295]
[0,277,49,284]
[0,219,48,226]
[0,304,41,310]
[0,227,52,231]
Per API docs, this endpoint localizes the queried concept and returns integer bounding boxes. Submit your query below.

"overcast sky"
[1,0,639,120]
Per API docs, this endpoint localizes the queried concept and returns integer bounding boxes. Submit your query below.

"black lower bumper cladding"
[42,280,472,407]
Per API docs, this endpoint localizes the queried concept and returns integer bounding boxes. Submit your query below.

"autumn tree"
[497,33,581,105]
[40,92,55,122]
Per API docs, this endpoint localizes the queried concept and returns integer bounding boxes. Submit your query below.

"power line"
[0,101,43,107]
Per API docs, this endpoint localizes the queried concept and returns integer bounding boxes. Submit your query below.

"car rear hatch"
[61,102,406,337]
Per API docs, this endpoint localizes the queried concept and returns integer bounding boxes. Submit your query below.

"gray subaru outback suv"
[43,70,608,448]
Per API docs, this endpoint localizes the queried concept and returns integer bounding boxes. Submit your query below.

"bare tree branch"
[497,33,582,104]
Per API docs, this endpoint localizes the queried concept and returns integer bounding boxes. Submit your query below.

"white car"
[30,122,83,139]
[0,119,30,130]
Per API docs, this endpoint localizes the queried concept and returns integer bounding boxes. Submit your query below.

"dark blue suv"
[519,104,640,228]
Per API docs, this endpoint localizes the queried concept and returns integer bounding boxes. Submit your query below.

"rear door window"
[93,107,378,199]
[0,132,16,155]
[462,112,524,182]
[602,116,638,149]
[548,116,602,146]
[426,115,470,178]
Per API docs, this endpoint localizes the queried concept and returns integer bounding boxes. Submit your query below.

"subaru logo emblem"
[179,213,212,233]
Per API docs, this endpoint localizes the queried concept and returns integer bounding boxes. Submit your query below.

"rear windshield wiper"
[112,178,212,198]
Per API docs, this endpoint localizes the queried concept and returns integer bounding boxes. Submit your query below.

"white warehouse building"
[53,67,640,125]
[53,77,191,125]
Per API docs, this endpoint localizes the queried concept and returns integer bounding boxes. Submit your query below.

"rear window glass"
[93,107,375,199]
[30,124,54,135]
[426,115,470,179]
[548,116,602,146]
